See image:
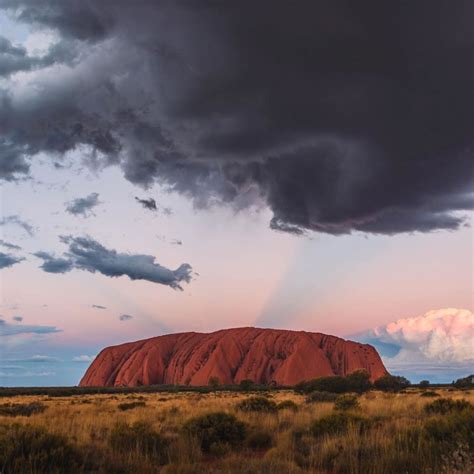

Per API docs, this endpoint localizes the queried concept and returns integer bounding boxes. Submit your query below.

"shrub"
[310,412,369,438]
[345,369,372,393]
[117,401,146,411]
[420,391,439,398]
[419,380,430,388]
[0,424,83,473]
[184,412,247,454]
[109,421,169,463]
[245,430,273,450]
[239,379,254,391]
[424,398,472,415]
[276,400,298,412]
[0,402,47,417]
[334,394,359,411]
[236,396,277,413]
[373,375,410,392]
[305,391,338,403]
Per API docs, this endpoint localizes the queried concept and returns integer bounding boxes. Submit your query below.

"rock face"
[80,327,388,387]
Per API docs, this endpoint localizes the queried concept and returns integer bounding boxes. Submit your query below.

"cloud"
[0,251,24,269]
[65,192,100,217]
[357,308,474,376]
[0,215,34,236]
[0,319,61,337]
[12,315,23,322]
[119,314,132,321]
[57,235,193,290]
[91,304,106,310]
[0,1,472,234]
[26,355,61,363]
[73,355,95,362]
[0,239,22,250]
[33,251,73,273]
[135,196,157,211]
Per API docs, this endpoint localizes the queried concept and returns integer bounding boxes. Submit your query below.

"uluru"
[80,328,387,387]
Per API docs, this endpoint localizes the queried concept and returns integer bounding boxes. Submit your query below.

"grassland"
[0,387,472,473]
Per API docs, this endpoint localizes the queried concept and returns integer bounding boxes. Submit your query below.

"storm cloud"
[36,236,194,290]
[0,1,473,234]
[65,192,100,217]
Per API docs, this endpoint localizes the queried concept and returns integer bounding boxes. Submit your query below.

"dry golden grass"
[0,388,472,473]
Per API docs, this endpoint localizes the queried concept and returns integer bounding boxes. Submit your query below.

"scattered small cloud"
[0,320,61,337]
[40,235,194,290]
[12,316,23,322]
[27,355,62,363]
[0,215,35,236]
[0,252,24,269]
[135,196,157,211]
[91,304,106,310]
[119,314,133,321]
[0,239,21,250]
[170,239,183,246]
[73,355,95,362]
[65,192,100,217]
[33,251,73,273]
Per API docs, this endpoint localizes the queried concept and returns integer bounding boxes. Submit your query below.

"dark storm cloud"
[0,251,24,268]
[65,192,100,217]
[37,235,193,289]
[135,196,157,211]
[1,1,473,234]
[0,215,34,236]
[33,251,73,273]
[119,314,132,321]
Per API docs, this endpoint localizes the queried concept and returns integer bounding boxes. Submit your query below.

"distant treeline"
[1,373,471,398]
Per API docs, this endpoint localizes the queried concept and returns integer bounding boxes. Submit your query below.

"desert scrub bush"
[373,374,410,392]
[305,391,337,403]
[0,402,47,417]
[0,424,83,474]
[117,401,146,411]
[109,420,170,464]
[245,429,273,450]
[424,398,472,415]
[334,394,359,411]
[277,400,299,412]
[236,396,277,413]
[309,412,370,438]
[420,390,440,397]
[184,412,247,454]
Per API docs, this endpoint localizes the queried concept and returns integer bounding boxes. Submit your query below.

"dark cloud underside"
[0,0,472,234]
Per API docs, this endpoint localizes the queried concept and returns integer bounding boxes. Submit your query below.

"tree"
[374,375,410,392]
[208,376,220,389]
[453,374,473,389]
[239,379,254,391]
[419,380,430,388]
[346,369,372,393]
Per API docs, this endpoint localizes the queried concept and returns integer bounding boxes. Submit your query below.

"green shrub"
[424,398,472,415]
[305,391,338,403]
[208,376,220,388]
[0,402,47,417]
[245,430,273,450]
[237,396,277,413]
[310,412,369,438]
[184,412,247,454]
[420,391,439,398]
[117,401,146,411]
[373,375,410,392]
[424,408,474,449]
[334,394,359,411]
[295,376,349,394]
[0,424,83,473]
[276,400,298,412]
[109,421,169,463]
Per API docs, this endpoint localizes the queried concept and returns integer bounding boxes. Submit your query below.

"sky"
[0,1,473,386]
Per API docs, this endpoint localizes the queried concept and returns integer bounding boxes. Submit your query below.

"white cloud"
[357,308,473,380]
[72,355,95,363]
